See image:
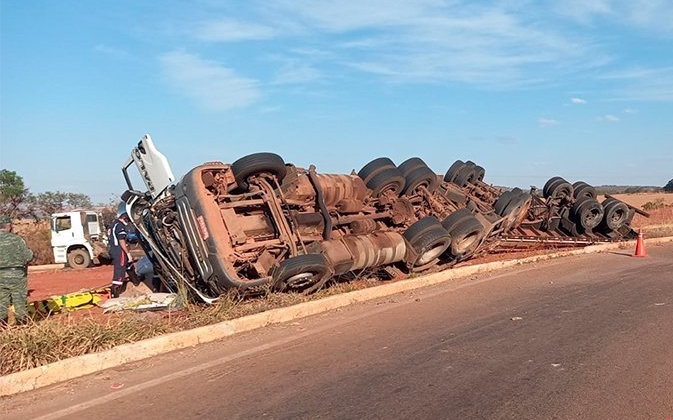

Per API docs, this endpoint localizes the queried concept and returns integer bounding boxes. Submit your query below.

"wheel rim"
[611,210,625,223]
[453,231,480,254]
[417,243,447,266]
[583,208,602,229]
[285,272,317,289]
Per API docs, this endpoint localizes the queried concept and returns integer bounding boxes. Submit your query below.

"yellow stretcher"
[27,288,111,317]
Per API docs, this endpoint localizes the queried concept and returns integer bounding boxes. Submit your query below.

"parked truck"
[51,210,109,268]
[121,134,640,302]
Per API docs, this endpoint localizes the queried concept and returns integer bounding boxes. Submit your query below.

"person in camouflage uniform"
[0,215,34,327]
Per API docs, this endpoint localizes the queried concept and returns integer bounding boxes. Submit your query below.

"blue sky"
[1,0,672,203]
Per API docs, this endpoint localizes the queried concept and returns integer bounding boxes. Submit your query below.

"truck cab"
[51,210,109,269]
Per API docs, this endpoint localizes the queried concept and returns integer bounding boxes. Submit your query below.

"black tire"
[502,192,531,217]
[602,200,629,231]
[447,216,484,257]
[443,160,464,182]
[404,217,452,267]
[545,179,574,200]
[572,197,605,230]
[493,191,514,215]
[231,152,287,191]
[601,197,619,208]
[543,176,565,198]
[67,248,91,269]
[474,166,486,182]
[502,192,532,227]
[366,167,406,197]
[453,165,477,187]
[404,215,442,241]
[398,157,429,178]
[402,166,438,195]
[441,208,473,231]
[572,181,597,199]
[358,157,396,184]
[271,254,332,293]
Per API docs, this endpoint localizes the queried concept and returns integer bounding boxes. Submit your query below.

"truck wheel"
[602,200,629,231]
[403,216,451,267]
[231,152,287,191]
[443,160,464,182]
[572,181,597,199]
[502,192,532,226]
[543,176,565,197]
[502,192,531,216]
[358,157,396,184]
[545,179,574,201]
[446,216,484,257]
[474,165,486,182]
[67,249,91,269]
[572,197,604,230]
[441,208,473,231]
[601,197,619,208]
[271,254,332,293]
[398,157,429,178]
[402,166,438,195]
[453,165,477,187]
[366,167,406,197]
[493,191,514,215]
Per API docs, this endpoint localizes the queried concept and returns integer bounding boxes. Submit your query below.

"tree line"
[0,169,117,226]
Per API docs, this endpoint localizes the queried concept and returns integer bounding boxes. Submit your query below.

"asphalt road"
[3,242,673,420]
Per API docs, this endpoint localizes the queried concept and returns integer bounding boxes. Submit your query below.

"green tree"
[0,169,30,218]
[28,191,93,217]
[664,179,673,192]
[65,192,93,209]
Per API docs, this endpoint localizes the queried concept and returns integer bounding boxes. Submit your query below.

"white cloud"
[571,97,587,104]
[159,51,261,110]
[599,67,673,101]
[182,1,603,88]
[598,114,619,122]
[623,108,638,113]
[554,0,673,34]
[539,118,559,127]
[170,1,673,94]
[192,19,276,42]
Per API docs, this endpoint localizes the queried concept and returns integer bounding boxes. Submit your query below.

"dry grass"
[611,192,673,209]
[0,314,171,375]
[0,279,381,375]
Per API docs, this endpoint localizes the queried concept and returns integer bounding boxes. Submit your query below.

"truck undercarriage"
[122,135,643,302]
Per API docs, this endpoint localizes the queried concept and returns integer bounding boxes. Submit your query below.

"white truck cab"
[51,210,109,269]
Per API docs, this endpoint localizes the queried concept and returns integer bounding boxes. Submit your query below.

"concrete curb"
[2,236,672,397]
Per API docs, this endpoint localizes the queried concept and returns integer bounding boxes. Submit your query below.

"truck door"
[51,214,75,263]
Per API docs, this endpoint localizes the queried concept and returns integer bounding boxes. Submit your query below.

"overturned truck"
[122,134,642,302]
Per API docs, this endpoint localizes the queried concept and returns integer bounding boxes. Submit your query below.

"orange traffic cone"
[633,229,647,257]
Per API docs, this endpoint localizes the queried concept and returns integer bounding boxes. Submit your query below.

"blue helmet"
[117,202,128,218]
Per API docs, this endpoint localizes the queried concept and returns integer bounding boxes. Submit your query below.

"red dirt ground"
[28,265,113,302]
